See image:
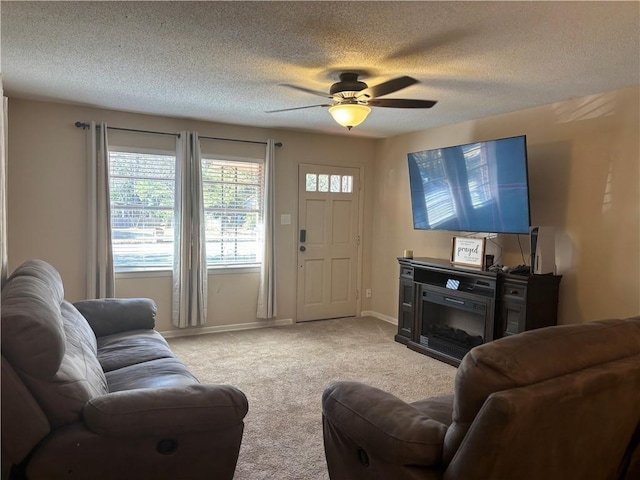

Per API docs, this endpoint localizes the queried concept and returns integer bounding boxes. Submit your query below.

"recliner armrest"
[322,381,447,467]
[83,384,248,436]
[74,298,157,336]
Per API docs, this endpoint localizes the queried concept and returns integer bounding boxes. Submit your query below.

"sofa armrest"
[322,381,447,467]
[83,384,248,437]
[73,298,157,337]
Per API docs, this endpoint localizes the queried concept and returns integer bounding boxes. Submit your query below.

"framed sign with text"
[451,236,486,268]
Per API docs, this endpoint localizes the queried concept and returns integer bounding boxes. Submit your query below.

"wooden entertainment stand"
[396,257,561,367]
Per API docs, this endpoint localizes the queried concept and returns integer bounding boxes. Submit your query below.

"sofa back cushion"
[2,275,66,379]
[6,258,65,303]
[1,260,108,428]
[1,356,51,465]
[443,317,640,464]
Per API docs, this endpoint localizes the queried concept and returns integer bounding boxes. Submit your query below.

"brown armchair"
[322,317,640,480]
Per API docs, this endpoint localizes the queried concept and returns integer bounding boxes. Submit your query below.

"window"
[109,150,176,271]
[202,157,264,266]
[462,143,492,208]
[305,173,353,193]
[108,149,265,272]
[416,150,457,226]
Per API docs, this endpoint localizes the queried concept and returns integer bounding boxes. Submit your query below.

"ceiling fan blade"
[280,84,332,99]
[265,104,332,113]
[358,76,418,99]
[368,98,437,109]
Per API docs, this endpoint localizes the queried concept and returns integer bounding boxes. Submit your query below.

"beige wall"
[370,85,640,324]
[7,86,639,334]
[6,99,376,332]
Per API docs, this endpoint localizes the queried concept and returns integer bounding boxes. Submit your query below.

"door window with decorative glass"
[305,173,353,193]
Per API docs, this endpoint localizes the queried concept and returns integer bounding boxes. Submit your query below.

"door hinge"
[357,235,361,246]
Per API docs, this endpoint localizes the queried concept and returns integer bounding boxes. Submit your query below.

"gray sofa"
[1,259,248,479]
[322,316,640,480]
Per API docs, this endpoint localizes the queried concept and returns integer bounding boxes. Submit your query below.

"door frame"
[295,162,366,322]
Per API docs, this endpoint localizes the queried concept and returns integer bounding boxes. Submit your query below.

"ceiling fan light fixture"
[328,104,371,130]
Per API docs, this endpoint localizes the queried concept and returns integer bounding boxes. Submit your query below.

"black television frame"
[407,135,531,235]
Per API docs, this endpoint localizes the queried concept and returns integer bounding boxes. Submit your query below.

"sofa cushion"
[105,357,199,392]
[1,261,108,428]
[1,276,66,379]
[97,330,178,372]
[411,394,454,427]
[24,302,108,428]
[83,384,249,437]
[6,258,65,304]
[74,298,157,337]
[1,356,51,464]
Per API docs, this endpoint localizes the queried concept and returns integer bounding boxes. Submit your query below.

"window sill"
[115,265,261,279]
[116,269,172,279]
[208,265,261,275]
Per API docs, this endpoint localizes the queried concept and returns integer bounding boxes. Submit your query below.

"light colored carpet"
[167,316,457,480]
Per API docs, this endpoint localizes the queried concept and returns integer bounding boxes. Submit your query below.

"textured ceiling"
[2,1,639,138]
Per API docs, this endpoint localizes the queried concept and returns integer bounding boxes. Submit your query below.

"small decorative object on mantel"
[403,249,413,259]
[451,236,486,268]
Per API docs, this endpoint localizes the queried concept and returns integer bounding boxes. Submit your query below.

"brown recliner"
[322,317,640,480]
[1,259,248,479]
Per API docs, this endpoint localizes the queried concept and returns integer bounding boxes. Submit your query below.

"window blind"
[108,151,265,271]
[109,151,176,270]
[202,158,264,266]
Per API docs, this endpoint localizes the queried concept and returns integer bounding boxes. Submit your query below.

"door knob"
[299,246,306,252]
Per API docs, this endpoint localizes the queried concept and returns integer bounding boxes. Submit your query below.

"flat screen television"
[408,135,531,234]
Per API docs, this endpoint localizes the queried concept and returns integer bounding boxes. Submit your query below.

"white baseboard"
[160,318,294,339]
[360,310,398,326]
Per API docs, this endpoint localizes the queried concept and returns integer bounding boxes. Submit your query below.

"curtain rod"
[199,135,282,147]
[74,122,282,147]
[74,121,179,138]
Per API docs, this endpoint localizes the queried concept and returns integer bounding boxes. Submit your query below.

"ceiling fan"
[266,72,438,130]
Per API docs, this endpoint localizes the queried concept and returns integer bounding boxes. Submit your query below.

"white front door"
[296,164,360,322]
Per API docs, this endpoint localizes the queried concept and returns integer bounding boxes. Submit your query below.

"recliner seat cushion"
[105,357,199,392]
[97,329,179,373]
[411,395,454,427]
